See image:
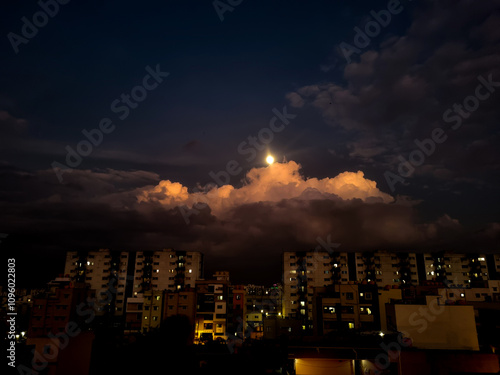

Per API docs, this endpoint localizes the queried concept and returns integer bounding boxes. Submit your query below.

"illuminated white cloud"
[137,160,393,216]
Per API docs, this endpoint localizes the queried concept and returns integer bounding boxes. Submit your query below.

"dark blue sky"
[1,0,499,285]
[1,1,413,178]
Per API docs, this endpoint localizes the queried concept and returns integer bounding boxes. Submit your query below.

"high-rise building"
[282,250,350,328]
[133,249,203,295]
[64,249,129,315]
[354,251,419,286]
[421,253,490,286]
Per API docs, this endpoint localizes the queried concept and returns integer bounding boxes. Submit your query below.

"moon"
[266,155,275,165]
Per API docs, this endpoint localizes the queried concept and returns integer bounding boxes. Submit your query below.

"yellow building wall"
[295,359,353,375]
[394,304,479,350]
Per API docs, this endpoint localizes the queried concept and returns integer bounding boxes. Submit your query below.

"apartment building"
[227,285,246,339]
[163,287,197,328]
[141,290,164,332]
[133,249,203,295]
[124,294,144,334]
[490,254,500,279]
[26,277,98,375]
[195,275,229,341]
[244,284,281,338]
[421,253,490,286]
[282,250,350,327]
[64,249,129,315]
[312,284,380,335]
[28,277,94,338]
[354,252,419,286]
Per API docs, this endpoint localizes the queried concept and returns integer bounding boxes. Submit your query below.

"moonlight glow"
[266,155,275,165]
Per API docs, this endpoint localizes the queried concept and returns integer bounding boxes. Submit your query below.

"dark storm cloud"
[1,162,498,285]
[287,0,500,190]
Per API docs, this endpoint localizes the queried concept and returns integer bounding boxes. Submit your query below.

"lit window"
[348,323,354,329]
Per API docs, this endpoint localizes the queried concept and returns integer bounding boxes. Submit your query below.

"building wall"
[295,359,353,375]
[493,254,500,276]
[393,302,479,350]
[163,289,197,327]
[26,332,95,375]
[377,289,402,331]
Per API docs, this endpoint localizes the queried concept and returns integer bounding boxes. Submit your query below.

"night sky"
[1,0,499,287]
